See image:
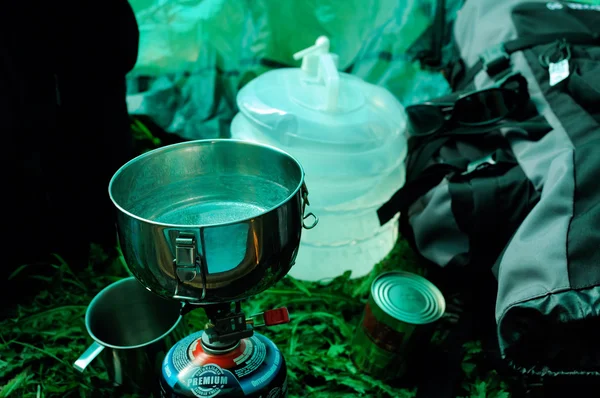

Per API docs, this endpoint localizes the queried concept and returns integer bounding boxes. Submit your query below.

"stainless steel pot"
[109,139,317,304]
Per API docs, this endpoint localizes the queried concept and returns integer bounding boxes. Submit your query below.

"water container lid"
[235,36,406,153]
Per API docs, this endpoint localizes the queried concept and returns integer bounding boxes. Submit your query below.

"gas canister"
[160,331,287,398]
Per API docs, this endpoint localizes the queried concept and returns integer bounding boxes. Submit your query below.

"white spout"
[293,36,331,75]
[292,36,340,112]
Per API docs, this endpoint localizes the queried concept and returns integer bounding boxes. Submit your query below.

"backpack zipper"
[538,39,572,86]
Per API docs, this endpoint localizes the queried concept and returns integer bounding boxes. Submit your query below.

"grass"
[0,240,513,397]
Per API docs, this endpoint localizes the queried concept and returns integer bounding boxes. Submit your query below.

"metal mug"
[74,277,188,393]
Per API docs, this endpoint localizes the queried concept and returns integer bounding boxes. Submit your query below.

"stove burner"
[182,301,290,351]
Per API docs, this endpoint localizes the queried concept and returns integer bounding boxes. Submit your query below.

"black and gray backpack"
[378,0,600,389]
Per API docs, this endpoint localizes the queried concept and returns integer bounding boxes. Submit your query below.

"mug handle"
[73,341,105,372]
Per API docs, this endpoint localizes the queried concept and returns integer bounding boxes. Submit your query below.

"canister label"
[362,302,407,353]
[232,337,266,378]
[352,320,408,380]
[186,364,228,398]
[162,332,286,397]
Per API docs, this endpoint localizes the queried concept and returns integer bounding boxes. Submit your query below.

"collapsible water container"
[231,36,408,281]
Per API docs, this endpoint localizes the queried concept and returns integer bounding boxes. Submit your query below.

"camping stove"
[108,140,319,397]
[159,302,290,398]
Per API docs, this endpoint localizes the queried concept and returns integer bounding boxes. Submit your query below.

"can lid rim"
[371,271,445,325]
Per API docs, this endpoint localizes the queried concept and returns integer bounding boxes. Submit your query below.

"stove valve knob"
[248,307,290,327]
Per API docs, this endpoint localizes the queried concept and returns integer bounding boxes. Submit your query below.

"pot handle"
[73,341,104,372]
[301,182,319,230]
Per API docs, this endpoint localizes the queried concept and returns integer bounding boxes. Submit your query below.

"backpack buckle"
[480,43,511,78]
[462,153,496,176]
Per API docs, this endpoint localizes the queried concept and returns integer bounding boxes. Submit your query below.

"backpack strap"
[378,135,453,225]
[377,115,532,226]
[377,161,460,225]
[454,31,600,90]
[378,141,517,226]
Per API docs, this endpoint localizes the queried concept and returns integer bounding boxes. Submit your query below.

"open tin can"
[352,271,445,380]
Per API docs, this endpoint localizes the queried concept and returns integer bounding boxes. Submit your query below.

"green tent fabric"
[125,0,461,140]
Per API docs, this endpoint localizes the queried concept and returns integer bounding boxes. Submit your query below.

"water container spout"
[293,36,340,112]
